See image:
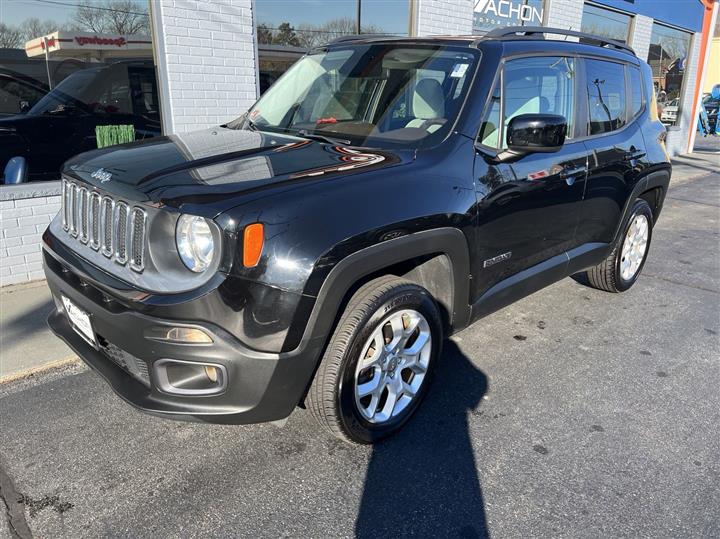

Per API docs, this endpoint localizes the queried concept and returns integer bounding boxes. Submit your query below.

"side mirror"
[3,156,29,184]
[506,114,567,154]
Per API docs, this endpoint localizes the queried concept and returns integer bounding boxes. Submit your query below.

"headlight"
[175,215,214,272]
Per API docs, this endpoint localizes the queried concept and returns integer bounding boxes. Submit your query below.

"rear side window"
[629,65,643,118]
[585,59,626,135]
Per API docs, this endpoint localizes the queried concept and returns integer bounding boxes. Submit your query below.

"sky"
[1,0,80,26]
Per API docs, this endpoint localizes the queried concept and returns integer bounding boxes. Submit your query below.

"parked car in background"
[660,98,679,125]
[0,60,161,182]
[44,28,671,444]
[0,69,49,116]
[702,92,719,133]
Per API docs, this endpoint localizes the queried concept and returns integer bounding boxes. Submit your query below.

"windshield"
[240,43,478,148]
[28,68,102,115]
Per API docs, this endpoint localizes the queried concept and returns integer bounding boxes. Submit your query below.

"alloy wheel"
[620,214,649,281]
[353,309,432,424]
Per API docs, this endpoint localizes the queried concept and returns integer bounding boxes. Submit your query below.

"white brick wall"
[666,32,702,157]
[416,0,473,36]
[150,0,258,134]
[1,194,60,286]
[544,0,584,32]
[630,14,653,60]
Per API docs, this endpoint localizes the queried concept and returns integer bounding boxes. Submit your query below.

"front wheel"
[583,198,654,292]
[306,276,443,444]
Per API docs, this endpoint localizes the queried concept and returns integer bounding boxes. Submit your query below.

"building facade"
[0,0,715,285]
[147,0,708,156]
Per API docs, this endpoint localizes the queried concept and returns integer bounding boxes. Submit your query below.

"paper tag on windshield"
[450,63,469,78]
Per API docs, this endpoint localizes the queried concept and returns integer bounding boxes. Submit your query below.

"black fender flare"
[299,227,472,349]
[612,168,671,244]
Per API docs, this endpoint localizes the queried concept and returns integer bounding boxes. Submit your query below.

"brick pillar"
[150,0,258,135]
[416,0,474,36]
[630,14,653,60]
[665,32,702,156]
[544,0,584,32]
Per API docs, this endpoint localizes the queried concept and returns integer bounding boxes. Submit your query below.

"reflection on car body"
[0,60,161,182]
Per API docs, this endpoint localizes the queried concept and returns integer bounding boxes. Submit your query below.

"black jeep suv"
[43,27,671,443]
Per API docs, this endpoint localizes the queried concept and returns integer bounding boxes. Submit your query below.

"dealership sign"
[473,0,545,33]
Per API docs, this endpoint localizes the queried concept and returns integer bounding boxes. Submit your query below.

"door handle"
[559,166,586,186]
[623,150,646,161]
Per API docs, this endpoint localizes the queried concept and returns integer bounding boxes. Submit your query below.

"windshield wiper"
[296,129,351,146]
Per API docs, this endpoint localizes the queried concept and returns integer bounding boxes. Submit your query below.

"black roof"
[329,26,636,58]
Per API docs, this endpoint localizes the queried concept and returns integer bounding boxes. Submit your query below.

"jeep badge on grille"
[91,168,112,183]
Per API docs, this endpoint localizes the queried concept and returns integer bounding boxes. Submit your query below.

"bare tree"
[257,23,273,45]
[73,0,109,32]
[0,23,24,48]
[72,0,149,35]
[296,18,382,48]
[19,18,58,42]
[104,0,149,34]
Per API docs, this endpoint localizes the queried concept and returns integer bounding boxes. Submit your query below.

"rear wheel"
[306,276,443,444]
[583,198,653,292]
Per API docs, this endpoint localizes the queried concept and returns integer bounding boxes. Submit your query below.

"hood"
[63,127,410,216]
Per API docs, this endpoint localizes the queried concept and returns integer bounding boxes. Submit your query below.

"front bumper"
[43,243,324,425]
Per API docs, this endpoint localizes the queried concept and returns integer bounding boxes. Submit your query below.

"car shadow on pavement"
[0,297,54,343]
[355,340,490,539]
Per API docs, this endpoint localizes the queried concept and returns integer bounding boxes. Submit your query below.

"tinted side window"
[129,68,159,119]
[503,56,575,149]
[629,65,643,118]
[585,59,626,135]
[96,67,132,115]
[478,56,575,149]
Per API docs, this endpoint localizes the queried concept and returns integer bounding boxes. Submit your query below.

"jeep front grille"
[115,202,128,264]
[61,179,147,272]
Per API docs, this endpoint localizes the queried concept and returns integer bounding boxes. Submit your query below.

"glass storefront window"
[647,23,692,127]
[580,3,632,44]
[255,0,411,94]
[0,0,162,183]
[473,0,545,35]
[255,0,411,48]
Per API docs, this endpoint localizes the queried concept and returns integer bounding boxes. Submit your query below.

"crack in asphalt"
[0,458,32,539]
[643,273,720,294]
[666,196,720,208]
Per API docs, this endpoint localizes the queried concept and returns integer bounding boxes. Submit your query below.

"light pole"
[356,0,362,34]
[43,36,53,89]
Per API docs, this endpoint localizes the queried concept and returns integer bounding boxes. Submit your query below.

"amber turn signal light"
[243,223,264,267]
[145,326,213,344]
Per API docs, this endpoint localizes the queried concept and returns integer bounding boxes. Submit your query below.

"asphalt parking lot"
[1,158,719,538]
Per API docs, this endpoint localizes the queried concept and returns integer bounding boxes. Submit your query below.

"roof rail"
[329,33,398,44]
[482,26,635,56]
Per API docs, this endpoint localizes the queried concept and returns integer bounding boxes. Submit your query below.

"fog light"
[145,326,213,344]
[154,359,227,396]
[204,365,219,383]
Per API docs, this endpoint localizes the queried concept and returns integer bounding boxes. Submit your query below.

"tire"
[306,275,443,444]
[583,198,653,293]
